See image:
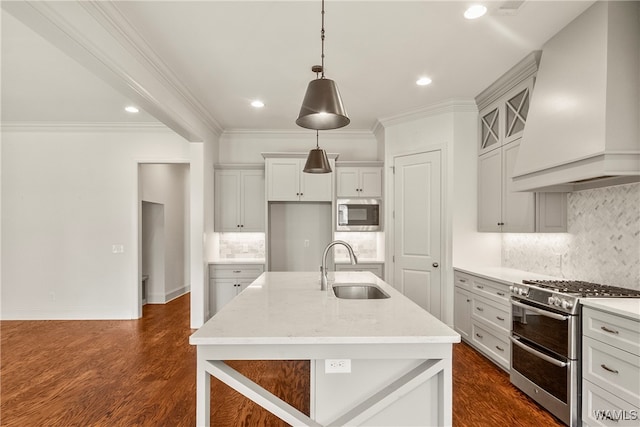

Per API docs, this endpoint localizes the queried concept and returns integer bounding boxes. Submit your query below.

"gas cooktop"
[522,279,640,298]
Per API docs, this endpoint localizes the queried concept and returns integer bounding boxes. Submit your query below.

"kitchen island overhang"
[190,271,460,426]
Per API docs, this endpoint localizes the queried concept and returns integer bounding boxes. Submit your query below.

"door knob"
[432,262,439,268]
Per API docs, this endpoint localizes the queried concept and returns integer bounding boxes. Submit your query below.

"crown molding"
[475,51,541,110]
[83,2,224,136]
[0,121,173,133]
[222,128,374,138]
[378,98,478,128]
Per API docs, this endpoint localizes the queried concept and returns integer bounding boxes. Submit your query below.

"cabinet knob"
[240,224,244,228]
[497,222,505,226]
[237,225,240,228]
[432,262,439,268]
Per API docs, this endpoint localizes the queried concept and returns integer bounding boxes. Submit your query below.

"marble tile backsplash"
[503,182,640,290]
[215,233,265,260]
[333,232,384,261]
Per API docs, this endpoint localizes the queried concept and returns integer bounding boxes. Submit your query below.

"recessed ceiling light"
[125,106,139,113]
[416,77,432,86]
[464,5,487,20]
[251,100,265,108]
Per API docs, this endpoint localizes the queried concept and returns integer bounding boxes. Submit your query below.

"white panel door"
[300,159,334,201]
[240,170,265,231]
[360,168,382,198]
[267,159,300,201]
[477,149,502,232]
[336,167,359,198]
[214,170,241,231]
[502,140,535,232]
[393,151,442,319]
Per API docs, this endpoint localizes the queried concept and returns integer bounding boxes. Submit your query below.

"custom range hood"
[512,1,640,192]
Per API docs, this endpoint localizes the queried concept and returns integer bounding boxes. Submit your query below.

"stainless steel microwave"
[336,199,381,231]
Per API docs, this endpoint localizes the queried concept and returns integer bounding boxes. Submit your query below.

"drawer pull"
[466,299,471,302]
[497,292,505,296]
[496,316,505,321]
[495,345,504,352]
[476,307,484,312]
[600,364,619,374]
[459,279,467,283]
[476,285,484,289]
[233,270,241,273]
[600,325,619,335]
[475,333,483,339]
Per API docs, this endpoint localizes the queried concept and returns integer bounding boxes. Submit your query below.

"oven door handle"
[511,300,569,321]
[510,336,568,368]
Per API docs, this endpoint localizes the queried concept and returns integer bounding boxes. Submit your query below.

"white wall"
[381,101,501,327]
[218,131,379,163]
[140,163,190,302]
[1,127,191,319]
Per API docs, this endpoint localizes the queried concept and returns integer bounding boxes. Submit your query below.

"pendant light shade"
[303,130,332,174]
[296,0,349,130]
[303,147,332,173]
[296,78,350,130]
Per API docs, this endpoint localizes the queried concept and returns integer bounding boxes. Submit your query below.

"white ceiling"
[1,1,596,134]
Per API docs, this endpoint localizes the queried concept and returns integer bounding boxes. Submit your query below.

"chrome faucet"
[321,240,358,290]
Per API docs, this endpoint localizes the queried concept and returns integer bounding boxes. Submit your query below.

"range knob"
[561,299,574,310]
[518,288,528,296]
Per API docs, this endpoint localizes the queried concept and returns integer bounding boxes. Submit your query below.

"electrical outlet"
[304,239,310,248]
[112,244,124,254]
[325,359,351,373]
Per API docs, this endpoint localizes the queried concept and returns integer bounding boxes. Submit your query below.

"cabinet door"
[336,167,359,198]
[504,80,532,145]
[214,279,238,313]
[360,168,382,198]
[300,159,333,201]
[267,159,300,201]
[478,149,502,232]
[536,192,567,233]
[240,170,265,231]
[479,103,502,156]
[454,287,472,341]
[502,140,535,232]
[214,170,241,231]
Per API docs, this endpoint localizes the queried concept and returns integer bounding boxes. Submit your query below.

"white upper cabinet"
[336,166,382,198]
[266,157,334,202]
[214,168,265,232]
[476,52,566,233]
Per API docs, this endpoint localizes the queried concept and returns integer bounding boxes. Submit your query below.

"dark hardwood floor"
[1,293,564,426]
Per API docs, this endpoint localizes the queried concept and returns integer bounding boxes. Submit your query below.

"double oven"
[510,285,580,426]
[509,280,640,427]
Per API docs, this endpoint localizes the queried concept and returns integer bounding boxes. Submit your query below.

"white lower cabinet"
[334,262,384,279]
[582,307,640,426]
[454,270,511,371]
[209,263,264,315]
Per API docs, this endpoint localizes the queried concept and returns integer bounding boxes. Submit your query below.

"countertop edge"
[580,298,640,322]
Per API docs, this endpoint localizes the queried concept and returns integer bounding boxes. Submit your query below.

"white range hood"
[512,1,640,192]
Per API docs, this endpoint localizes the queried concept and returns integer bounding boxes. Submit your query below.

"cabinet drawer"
[471,294,510,333]
[454,271,473,291]
[582,380,640,426]
[583,307,640,356]
[583,335,640,406]
[471,277,510,305]
[471,322,510,370]
[209,264,264,279]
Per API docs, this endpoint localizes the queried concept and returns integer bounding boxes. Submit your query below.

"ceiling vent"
[496,1,526,16]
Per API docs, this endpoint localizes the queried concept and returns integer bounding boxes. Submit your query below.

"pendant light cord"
[320,0,325,79]
[316,130,320,149]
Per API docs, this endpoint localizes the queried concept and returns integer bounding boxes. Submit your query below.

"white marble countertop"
[190,271,460,346]
[580,298,640,322]
[454,266,563,286]
[334,259,384,264]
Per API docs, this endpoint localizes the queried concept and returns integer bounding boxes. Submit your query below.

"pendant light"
[303,130,332,174]
[296,0,349,130]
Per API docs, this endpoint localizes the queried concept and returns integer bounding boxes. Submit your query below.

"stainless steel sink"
[332,283,390,300]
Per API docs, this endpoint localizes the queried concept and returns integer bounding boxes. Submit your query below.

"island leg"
[196,350,211,427]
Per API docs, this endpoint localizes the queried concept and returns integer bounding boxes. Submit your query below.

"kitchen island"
[189,271,460,426]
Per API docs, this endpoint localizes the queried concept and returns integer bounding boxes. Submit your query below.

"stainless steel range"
[509,280,640,427]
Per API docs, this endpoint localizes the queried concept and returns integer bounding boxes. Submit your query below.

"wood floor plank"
[1,293,565,426]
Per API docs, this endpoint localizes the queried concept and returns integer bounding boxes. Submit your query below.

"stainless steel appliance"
[510,280,640,427]
[336,199,381,231]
